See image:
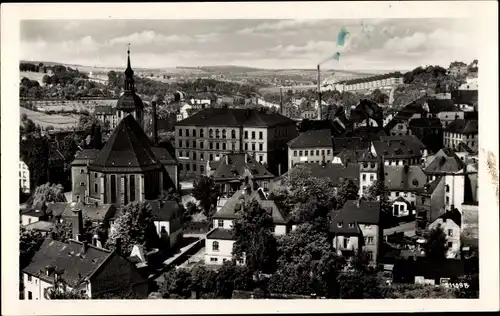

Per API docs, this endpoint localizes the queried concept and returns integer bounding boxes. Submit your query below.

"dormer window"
[348,223,354,228]
[337,222,343,228]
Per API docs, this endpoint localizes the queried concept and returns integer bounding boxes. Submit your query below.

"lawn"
[20,106,79,129]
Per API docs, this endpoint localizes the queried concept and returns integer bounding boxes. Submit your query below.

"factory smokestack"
[151,95,159,145]
[280,87,283,115]
[317,64,322,120]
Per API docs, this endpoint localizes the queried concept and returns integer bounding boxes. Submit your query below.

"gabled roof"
[25,220,55,232]
[176,108,296,127]
[46,202,67,217]
[335,149,367,164]
[89,114,163,173]
[451,90,478,105]
[151,146,177,164]
[206,228,234,240]
[283,163,360,186]
[435,208,462,227]
[383,165,427,192]
[71,149,100,166]
[445,119,478,135]
[23,238,113,288]
[420,176,444,196]
[213,189,290,224]
[379,135,426,150]
[330,200,381,234]
[426,98,458,113]
[61,203,117,222]
[332,137,368,153]
[212,152,274,180]
[424,149,465,175]
[408,117,443,129]
[149,200,182,222]
[287,129,333,149]
[372,137,423,159]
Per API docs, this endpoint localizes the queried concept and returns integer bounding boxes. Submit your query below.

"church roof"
[89,114,163,173]
[116,90,144,112]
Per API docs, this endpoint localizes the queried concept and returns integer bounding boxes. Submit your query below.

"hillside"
[19,71,46,85]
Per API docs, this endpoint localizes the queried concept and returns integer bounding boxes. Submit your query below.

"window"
[231,130,236,139]
[200,129,204,138]
[209,142,213,150]
[210,257,218,263]
[259,131,263,139]
[445,185,450,192]
[186,164,191,171]
[193,152,197,160]
[343,237,349,248]
[245,143,248,150]
[337,221,343,228]
[215,129,220,138]
[185,129,189,137]
[129,175,136,202]
[252,143,256,151]
[178,129,182,137]
[447,242,453,248]
[80,169,84,174]
[209,153,214,161]
[237,258,244,264]
[80,181,85,186]
[222,129,226,139]
[367,252,374,261]
[304,150,308,156]
[110,175,117,203]
[94,183,98,194]
[259,155,263,162]
[200,165,205,173]
[446,196,450,204]
[367,237,374,244]
[192,140,196,148]
[299,151,303,156]
[310,150,314,156]
[448,229,453,237]
[251,131,255,139]
[215,143,220,150]
[209,129,213,138]
[193,164,197,172]
[348,222,354,228]
[28,291,32,300]
[212,241,219,252]
[294,151,297,157]
[327,150,331,155]
[259,143,263,151]
[362,174,366,181]
[321,150,325,155]
[199,141,204,149]
[218,219,224,228]
[370,174,374,181]
[94,172,98,178]
[365,225,372,229]
[244,131,248,139]
[28,275,32,282]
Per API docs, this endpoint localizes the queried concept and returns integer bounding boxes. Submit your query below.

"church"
[71,49,179,207]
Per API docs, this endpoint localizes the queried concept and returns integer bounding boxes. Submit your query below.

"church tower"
[116,46,144,130]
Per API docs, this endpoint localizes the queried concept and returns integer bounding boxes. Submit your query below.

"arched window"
[231,129,236,139]
[215,129,220,138]
[200,129,204,138]
[209,129,213,138]
[212,241,219,252]
[222,129,227,139]
[445,185,450,192]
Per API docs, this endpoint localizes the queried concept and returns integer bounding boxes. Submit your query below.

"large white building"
[321,72,404,93]
[19,159,30,193]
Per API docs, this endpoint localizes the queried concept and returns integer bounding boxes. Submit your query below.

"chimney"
[280,87,283,115]
[151,98,159,145]
[356,198,362,208]
[82,241,89,253]
[317,64,322,120]
[72,209,84,242]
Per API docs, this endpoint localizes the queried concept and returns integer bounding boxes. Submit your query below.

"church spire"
[124,44,135,92]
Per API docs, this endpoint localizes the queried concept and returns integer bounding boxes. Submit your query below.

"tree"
[159,268,193,298]
[214,261,253,298]
[192,176,219,217]
[105,201,160,257]
[366,179,392,214]
[42,75,51,85]
[190,265,217,297]
[335,179,359,209]
[19,225,45,269]
[370,89,389,104]
[424,226,449,261]
[61,135,78,171]
[90,124,102,149]
[387,283,456,298]
[337,271,387,299]
[27,183,66,208]
[232,200,278,279]
[48,279,88,300]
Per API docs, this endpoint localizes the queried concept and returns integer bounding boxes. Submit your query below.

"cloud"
[236,19,329,34]
[108,31,193,46]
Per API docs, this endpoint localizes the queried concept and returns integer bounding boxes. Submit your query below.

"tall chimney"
[317,64,322,120]
[151,97,159,145]
[280,87,283,115]
[72,208,84,242]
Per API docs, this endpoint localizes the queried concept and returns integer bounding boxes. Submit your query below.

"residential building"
[423,98,458,118]
[332,137,369,155]
[384,165,427,205]
[324,72,404,92]
[287,129,333,169]
[300,109,317,120]
[94,106,118,130]
[175,108,297,178]
[428,208,462,259]
[149,200,184,249]
[415,176,446,235]
[332,149,367,165]
[189,92,216,108]
[206,152,274,196]
[176,102,193,122]
[22,237,148,300]
[408,118,443,154]
[384,97,427,136]
[371,135,426,166]
[391,196,413,218]
[205,188,291,265]
[20,202,49,226]
[443,119,478,152]
[448,62,468,77]
[358,150,381,196]
[330,200,382,263]
[451,90,478,112]
[424,149,465,182]
[19,159,31,193]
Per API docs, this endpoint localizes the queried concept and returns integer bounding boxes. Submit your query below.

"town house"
[287,129,334,169]
[443,119,478,152]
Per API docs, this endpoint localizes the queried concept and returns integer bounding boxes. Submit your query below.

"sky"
[20,19,479,71]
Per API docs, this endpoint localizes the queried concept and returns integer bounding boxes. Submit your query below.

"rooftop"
[330,200,381,234]
[445,119,478,135]
[287,129,333,149]
[384,165,427,192]
[424,149,465,174]
[175,108,296,128]
[425,98,458,114]
[372,137,423,159]
[206,228,234,240]
[211,152,274,180]
[89,114,164,173]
